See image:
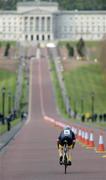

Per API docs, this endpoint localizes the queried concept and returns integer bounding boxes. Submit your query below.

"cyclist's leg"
[58,144,63,157]
[58,144,63,164]
[67,145,72,165]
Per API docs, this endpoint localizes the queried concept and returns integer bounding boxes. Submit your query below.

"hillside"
[0,0,105,10]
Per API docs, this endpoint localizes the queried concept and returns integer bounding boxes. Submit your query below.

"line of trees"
[0,0,106,10]
[4,43,11,57]
[66,38,86,59]
[58,0,106,10]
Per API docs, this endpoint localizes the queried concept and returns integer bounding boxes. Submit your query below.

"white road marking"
[39,56,45,116]
[36,48,40,59]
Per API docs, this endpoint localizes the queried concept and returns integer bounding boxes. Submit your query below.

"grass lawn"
[63,63,106,114]
[0,118,20,135]
[0,41,16,47]
[0,63,29,134]
[58,40,101,47]
[49,42,106,128]
[0,70,17,115]
[0,68,28,134]
[58,40,101,61]
[50,58,106,128]
[0,69,22,134]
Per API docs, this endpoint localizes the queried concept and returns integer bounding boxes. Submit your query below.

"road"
[0,46,106,180]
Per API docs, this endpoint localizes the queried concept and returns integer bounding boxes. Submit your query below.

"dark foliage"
[0,0,105,10]
[76,38,86,57]
[66,43,74,57]
[4,43,10,57]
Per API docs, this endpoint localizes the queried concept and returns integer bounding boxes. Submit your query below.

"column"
[50,17,53,40]
[45,17,47,40]
[30,17,34,33]
[36,16,39,32]
[47,16,52,40]
[47,16,50,32]
[28,17,30,40]
[39,16,41,40]
[33,16,35,40]
[41,17,45,32]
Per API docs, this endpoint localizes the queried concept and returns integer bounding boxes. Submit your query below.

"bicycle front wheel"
[65,164,67,174]
[64,155,67,174]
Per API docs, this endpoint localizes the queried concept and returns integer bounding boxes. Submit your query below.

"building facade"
[0,0,106,41]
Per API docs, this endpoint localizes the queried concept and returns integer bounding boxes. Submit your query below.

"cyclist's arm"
[57,138,59,148]
[72,139,76,149]
[57,132,62,148]
[72,132,76,149]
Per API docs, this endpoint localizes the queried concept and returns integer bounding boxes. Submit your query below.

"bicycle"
[62,140,72,174]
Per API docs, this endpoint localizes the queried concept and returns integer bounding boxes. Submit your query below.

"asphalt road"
[0,46,106,180]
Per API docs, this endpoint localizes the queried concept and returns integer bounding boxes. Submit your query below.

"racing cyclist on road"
[57,126,76,165]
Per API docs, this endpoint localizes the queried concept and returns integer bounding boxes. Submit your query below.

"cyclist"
[57,125,76,165]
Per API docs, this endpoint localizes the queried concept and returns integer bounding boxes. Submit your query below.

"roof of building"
[0,11,19,15]
[17,1,58,7]
[56,10,106,15]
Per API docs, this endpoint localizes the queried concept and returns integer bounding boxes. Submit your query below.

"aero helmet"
[64,125,71,130]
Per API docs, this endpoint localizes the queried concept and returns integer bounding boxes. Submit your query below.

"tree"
[66,43,74,57]
[4,43,10,57]
[0,0,106,10]
[76,38,86,58]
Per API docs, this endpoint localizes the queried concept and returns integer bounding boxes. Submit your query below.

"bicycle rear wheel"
[64,155,67,174]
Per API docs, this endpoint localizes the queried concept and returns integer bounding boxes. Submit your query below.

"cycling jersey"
[58,129,76,146]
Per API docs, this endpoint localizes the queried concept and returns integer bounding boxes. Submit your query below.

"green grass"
[58,40,101,61]
[0,118,20,135]
[0,70,17,115]
[51,61,106,128]
[0,68,27,134]
[58,40,101,47]
[58,41,77,47]
[49,43,106,128]
[0,69,23,134]
[63,63,106,114]
[0,41,16,47]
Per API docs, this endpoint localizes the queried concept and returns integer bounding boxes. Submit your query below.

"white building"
[0,0,106,41]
